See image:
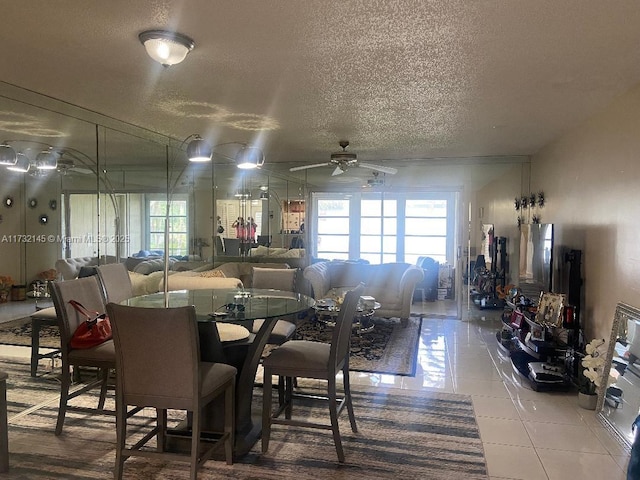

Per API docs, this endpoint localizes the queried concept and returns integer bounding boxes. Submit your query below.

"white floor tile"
[454,377,511,397]
[514,398,587,425]
[524,421,608,453]
[473,396,522,420]
[483,443,548,480]
[477,417,533,447]
[536,448,626,480]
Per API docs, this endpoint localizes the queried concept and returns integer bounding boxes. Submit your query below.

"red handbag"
[68,300,112,349]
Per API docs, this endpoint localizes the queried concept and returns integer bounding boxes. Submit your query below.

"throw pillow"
[199,269,226,278]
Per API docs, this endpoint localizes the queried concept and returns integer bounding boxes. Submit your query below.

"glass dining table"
[121,287,316,458]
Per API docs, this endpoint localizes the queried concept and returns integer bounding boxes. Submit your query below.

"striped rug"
[2,358,487,479]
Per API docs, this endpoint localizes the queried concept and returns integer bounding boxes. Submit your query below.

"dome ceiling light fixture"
[6,152,30,172]
[36,147,58,170]
[235,146,264,170]
[186,135,213,162]
[0,143,17,166]
[139,30,195,67]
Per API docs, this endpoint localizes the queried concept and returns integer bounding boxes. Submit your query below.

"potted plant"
[577,338,607,410]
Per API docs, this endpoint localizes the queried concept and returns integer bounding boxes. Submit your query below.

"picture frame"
[536,292,565,328]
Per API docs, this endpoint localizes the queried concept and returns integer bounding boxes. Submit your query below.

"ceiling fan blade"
[358,163,398,175]
[289,162,331,172]
[331,166,344,176]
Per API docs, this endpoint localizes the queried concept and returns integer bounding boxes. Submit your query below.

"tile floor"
[348,304,630,479]
[0,302,632,479]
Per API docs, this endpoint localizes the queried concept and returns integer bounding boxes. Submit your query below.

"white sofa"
[303,261,424,326]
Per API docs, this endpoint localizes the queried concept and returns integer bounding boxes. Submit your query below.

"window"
[148,195,188,256]
[312,192,455,265]
[360,197,397,264]
[316,197,350,260]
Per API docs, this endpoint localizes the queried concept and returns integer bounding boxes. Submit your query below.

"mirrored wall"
[0,82,307,287]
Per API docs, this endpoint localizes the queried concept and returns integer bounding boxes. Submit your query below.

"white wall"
[477,82,640,341]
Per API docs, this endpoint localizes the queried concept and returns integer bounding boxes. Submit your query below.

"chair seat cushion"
[262,340,330,379]
[200,362,237,398]
[31,306,57,319]
[216,323,250,343]
[68,339,115,364]
[252,319,296,345]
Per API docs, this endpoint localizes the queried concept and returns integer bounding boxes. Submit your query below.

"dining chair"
[250,267,299,345]
[49,275,115,436]
[261,283,365,463]
[106,303,237,480]
[96,263,134,304]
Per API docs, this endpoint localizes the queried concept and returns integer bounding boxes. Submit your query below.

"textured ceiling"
[1,1,640,187]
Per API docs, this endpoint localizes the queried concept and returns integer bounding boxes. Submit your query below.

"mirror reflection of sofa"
[303,261,424,327]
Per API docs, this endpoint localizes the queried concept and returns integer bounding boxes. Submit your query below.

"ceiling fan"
[289,140,398,176]
[54,158,94,176]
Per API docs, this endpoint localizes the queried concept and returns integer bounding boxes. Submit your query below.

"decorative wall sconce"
[28,198,38,209]
[529,193,537,208]
[4,196,13,208]
[39,214,49,225]
[520,196,529,209]
[537,191,545,208]
[514,198,521,211]
[532,215,541,224]
[49,200,57,211]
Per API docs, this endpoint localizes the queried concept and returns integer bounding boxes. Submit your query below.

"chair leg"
[343,365,357,433]
[284,376,293,420]
[55,362,71,436]
[224,382,234,465]
[190,407,200,480]
[327,376,345,463]
[97,368,109,410]
[262,368,273,454]
[157,408,166,452]
[114,394,126,480]
[30,317,41,377]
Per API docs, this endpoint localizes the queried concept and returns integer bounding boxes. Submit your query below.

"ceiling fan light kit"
[289,140,398,176]
[139,30,195,67]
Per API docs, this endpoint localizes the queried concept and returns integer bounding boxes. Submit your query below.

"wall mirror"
[518,223,554,298]
[597,301,640,450]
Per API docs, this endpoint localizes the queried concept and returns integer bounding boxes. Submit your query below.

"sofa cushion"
[252,267,296,291]
[329,262,370,288]
[133,258,175,275]
[199,269,226,278]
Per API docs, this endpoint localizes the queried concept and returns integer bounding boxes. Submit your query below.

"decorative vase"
[578,392,598,410]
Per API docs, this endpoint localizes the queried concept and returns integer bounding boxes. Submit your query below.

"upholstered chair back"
[50,276,107,350]
[96,263,134,304]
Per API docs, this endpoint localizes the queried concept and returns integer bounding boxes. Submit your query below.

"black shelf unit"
[498,301,577,391]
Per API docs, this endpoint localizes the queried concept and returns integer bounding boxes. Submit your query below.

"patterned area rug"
[1,357,487,479]
[0,315,423,376]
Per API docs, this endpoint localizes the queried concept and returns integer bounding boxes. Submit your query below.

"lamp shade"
[7,153,30,172]
[139,30,195,67]
[36,149,58,170]
[235,146,264,169]
[0,144,16,166]
[186,136,212,162]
